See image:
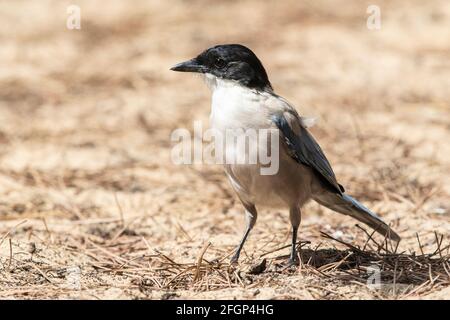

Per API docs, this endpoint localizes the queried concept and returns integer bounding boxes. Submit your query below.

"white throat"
[203,73,270,131]
[201,73,239,92]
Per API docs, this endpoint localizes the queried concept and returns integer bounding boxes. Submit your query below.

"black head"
[171,44,272,91]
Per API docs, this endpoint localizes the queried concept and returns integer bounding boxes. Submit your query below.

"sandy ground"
[0,0,449,299]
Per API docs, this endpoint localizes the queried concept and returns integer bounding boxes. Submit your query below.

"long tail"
[313,192,400,242]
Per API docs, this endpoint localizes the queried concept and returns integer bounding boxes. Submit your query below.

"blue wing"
[272,113,344,195]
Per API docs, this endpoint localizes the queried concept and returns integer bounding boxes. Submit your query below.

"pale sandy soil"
[0,0,449,299]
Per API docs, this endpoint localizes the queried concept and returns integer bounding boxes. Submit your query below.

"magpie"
[171,44,400,265]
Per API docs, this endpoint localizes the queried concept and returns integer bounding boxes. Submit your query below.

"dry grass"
[0,0,449,299]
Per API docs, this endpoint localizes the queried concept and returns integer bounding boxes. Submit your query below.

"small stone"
[431,207,446,215]
[247,258,267,275]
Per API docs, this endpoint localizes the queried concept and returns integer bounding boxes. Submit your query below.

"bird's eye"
[214,57,226,68]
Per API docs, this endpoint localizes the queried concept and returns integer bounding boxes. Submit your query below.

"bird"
[171,44,400,265]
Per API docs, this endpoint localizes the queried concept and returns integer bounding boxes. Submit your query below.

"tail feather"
[313,193,400,242]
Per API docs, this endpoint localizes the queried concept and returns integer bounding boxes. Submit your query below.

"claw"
[285,257,299,267]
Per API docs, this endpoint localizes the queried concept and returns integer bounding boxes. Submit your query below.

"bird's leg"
[230,203,257,264]
[287,206,301,266]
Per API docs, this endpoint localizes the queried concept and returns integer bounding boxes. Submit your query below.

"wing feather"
[272,112,344,195]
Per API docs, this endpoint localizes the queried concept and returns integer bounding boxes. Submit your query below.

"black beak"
[170,58,205,73]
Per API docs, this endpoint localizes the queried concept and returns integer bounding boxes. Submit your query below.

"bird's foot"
[230,253,240,265]
[284,256,299,268]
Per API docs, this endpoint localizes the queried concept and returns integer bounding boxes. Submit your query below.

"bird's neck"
[207,75,273,131]
[201,74,273,93]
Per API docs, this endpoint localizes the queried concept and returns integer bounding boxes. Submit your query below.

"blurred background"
[0,0,449,299]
